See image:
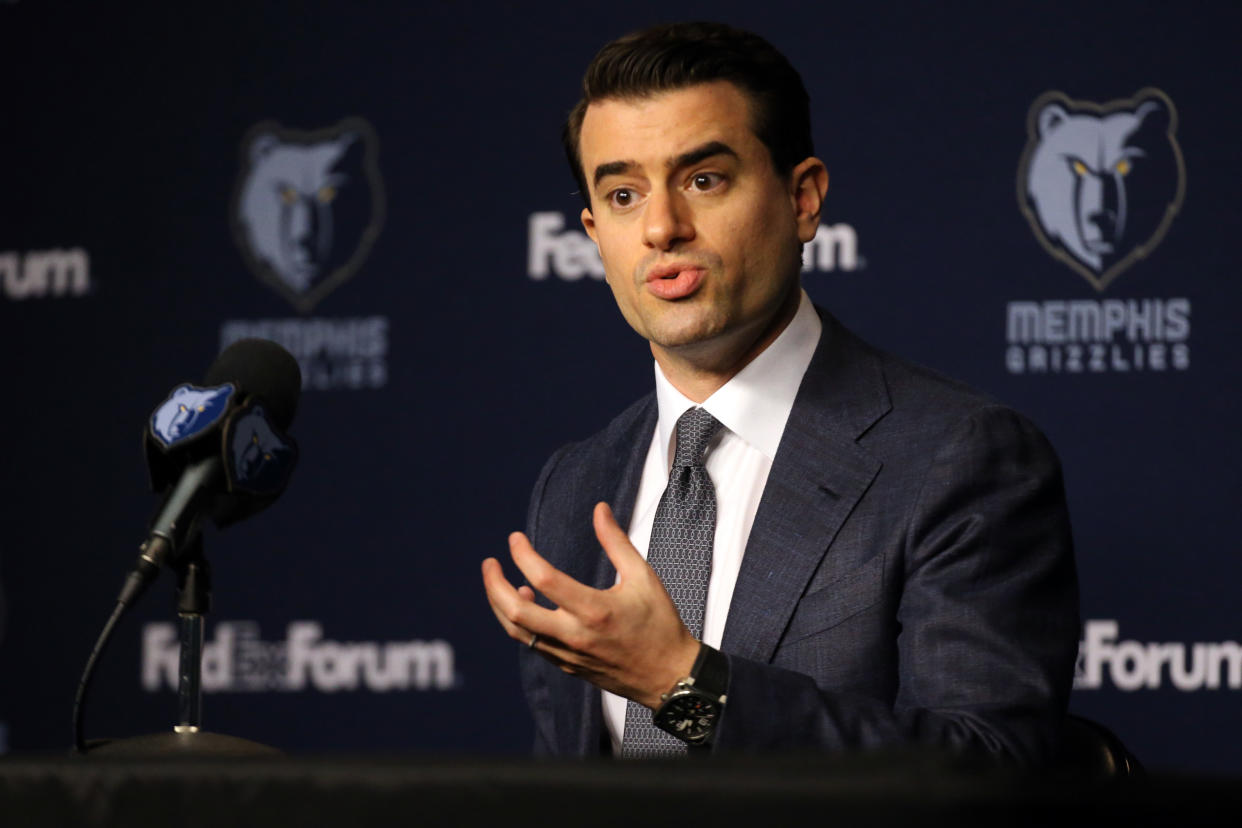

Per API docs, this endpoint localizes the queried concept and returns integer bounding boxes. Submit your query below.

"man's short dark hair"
[563,21,814,208]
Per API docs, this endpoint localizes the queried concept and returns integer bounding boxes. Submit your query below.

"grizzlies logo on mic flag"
[223,403,297,496]
[1017,88,1185,292]
[150,384,236,448]
[231,117,386,313]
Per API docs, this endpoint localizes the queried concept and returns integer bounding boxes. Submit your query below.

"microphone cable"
[72,543,164,752]
[72,600,127,753]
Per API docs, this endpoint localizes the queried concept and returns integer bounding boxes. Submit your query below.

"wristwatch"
[652,643,729,744]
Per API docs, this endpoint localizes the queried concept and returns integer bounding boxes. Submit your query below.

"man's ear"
[581,207,598,244]
[790,157,829,244]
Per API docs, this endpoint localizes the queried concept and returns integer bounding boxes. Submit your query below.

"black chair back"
[1058,714,1144,780]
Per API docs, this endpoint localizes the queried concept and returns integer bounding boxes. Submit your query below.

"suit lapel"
[592,396,656,587]
[562,396,657,756]
[722,311,890,663]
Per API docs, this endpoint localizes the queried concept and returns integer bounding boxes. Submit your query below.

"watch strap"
[690,642,729,700]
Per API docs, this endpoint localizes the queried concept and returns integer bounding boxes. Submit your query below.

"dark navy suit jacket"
[519,308,1079,764]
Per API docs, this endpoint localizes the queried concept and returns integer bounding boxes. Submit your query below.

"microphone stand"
[83,536,279,757]
[174,543,210,736]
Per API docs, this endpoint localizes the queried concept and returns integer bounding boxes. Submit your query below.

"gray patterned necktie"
[621,406,724,757]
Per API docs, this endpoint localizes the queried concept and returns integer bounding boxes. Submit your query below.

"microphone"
[118,338,302,607]
[73,338,301,753]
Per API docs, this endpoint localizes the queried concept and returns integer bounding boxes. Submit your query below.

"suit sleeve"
[518,444,572,757]
[711,405,1080,765]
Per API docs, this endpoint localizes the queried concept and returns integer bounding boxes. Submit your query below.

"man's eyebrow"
[668,141,738,171]
[591,142,739,190]
[593,160,634,188]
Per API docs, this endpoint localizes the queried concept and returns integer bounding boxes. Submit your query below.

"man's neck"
[651,287,802,403]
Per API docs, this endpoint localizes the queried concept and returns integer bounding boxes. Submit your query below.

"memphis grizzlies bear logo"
[151,384,235,447]
[226,405,296,495]
[231,117,385,312]
[1017,88,1185,291]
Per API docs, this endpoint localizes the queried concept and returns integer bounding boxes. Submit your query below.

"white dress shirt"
[602,290,823,754]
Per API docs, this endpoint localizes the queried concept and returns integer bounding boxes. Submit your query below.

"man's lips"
[645,264,706,300]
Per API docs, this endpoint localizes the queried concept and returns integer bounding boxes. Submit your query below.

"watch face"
[653,690,721,744]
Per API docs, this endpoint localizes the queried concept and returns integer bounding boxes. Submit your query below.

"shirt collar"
[653,290,822,467]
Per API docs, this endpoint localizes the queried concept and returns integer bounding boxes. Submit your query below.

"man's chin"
[647,320,731,354]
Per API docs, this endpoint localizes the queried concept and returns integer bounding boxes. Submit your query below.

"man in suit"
[482,22,1079,763]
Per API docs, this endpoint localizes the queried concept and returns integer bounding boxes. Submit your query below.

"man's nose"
[642,189,694,250]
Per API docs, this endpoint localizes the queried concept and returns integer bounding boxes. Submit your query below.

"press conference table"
[1,749,1237,827]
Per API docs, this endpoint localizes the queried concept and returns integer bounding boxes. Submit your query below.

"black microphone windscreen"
[203,339,302,430]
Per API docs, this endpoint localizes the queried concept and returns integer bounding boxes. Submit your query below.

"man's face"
[578,81,822,363]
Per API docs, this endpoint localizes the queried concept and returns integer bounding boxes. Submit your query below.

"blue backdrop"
[1,1,1239,772]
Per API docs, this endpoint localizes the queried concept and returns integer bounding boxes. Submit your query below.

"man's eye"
[609,188,635,207]
[690,172,724,191]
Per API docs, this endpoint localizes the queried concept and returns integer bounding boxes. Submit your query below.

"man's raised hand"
[481,502,699,709]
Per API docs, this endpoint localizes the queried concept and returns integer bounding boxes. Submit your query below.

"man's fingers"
[481,557,526,638]
[508,531,600,614]
[593,502,646,581]
[481,558,592,672]
[481,556,563,640]
[529,636,592,675]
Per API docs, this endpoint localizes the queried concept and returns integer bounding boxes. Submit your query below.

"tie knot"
[672,407,724,468]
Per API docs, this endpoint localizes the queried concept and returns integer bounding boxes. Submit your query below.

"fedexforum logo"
[1006,89,1190,375]
[1076,620,1242,692]
[231,117,385,313]
[1018,89,1185,293]
[142,621,455,693]
[0,248,90,300]
[527,212,861,280]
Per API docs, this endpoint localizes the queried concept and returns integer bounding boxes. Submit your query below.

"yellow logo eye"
[196,406,205,412]
[1116,159,1132,176]
[281,187,299,206]
[317,185,337,203]
[179,404,187,412]
[1072,160,1089,177]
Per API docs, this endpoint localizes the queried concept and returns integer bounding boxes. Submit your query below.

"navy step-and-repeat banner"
[1,2,1239,771]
